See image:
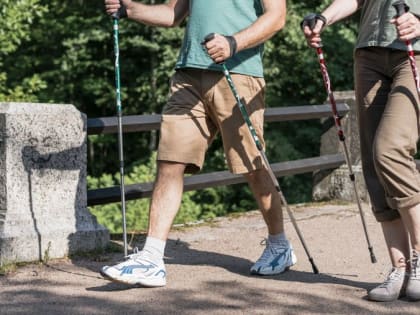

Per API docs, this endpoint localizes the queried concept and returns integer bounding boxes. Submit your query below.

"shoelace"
[379,269,404,288]
[125,247,144,260]
[125,247,160,267]
[258,245,275,262]
[257,239,289,262]
[411,251,419,278]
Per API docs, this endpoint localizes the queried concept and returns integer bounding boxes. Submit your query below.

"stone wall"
[0,102,109,265]
[312,91,370,203]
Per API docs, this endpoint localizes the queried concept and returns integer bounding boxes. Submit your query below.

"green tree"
[0,0,48,101]
[1,0,359,229]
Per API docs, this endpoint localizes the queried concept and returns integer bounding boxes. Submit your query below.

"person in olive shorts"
[303,0,420,302]
[101,0,292,287]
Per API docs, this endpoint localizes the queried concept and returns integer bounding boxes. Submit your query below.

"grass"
[0,261,39,276]
[0,244,119,276]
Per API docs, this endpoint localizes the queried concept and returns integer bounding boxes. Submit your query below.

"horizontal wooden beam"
[87,103,349,135]
[87,115,161,135]
[87,153,345,206]
[264,103,349,123]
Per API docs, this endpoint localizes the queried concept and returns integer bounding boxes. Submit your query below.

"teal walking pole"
[112,5,128,257]
[221,63,318,274]
[203,33,319,274]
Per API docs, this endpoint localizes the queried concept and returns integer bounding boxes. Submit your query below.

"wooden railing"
[86,104,349,206]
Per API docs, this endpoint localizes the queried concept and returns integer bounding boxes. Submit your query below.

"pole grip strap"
[301,13,327,31]
[112,1,128,20]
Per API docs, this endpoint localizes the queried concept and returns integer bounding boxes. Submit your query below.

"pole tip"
[369,247,377,263]
[310,258,319,274]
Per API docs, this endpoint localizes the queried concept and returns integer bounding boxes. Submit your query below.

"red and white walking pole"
[301,13,377,264]
[393,0,420,99]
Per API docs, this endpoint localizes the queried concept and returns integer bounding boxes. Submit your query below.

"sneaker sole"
[250,253,297,276]
[250,261,296,276]
[406,293,420,301]
[367,294,399,302]
[100,270,166,287]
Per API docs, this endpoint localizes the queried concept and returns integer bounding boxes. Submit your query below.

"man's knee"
[244,168,273,189]
[244,168,262,181]
[157,160,187,177]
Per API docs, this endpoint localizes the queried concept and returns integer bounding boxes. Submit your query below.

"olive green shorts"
[157,68,266,174]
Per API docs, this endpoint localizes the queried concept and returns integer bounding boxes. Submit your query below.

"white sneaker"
[250,239,297,275]
[368,267,406,302]
[407,250,420,301]
[101,249,166,287]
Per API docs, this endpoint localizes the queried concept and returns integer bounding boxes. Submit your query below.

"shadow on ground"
[2,210,420,315]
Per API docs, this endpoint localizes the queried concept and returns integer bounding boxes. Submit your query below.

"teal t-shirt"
[175,0,265,77]
[356,0,420,51]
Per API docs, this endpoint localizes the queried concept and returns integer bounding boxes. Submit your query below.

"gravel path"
[1,202,419,314]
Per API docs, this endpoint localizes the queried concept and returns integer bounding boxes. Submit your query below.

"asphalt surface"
[1,202,419,314]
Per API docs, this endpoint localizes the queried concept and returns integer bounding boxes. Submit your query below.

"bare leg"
[246,167,297,275]
[244,167,284,235]
[399,204,420,252]
[100,159,185,286]
[147,161,186,241]
[367,218,409,301]
[381,218,410,268]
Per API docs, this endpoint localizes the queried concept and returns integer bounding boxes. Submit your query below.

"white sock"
[268,232,288,246]
[143,236,166,260]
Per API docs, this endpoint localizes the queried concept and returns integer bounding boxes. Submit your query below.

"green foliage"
[260,1,358,202]
[90,152,204,233]
[0,0,47,55]
[0,0,48,101]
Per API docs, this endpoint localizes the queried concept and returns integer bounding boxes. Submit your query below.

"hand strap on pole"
[202,33,238,59]
[112,1,128,20]
[300,13,327,31]
[393,0,410,18]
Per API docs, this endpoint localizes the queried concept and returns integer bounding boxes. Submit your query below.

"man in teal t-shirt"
[101,0,291,288]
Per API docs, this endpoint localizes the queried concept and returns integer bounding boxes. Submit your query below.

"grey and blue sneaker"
[101,249,166,287]
[250,239,297,275]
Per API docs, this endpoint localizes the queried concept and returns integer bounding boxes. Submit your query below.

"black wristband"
[224,35,237,57]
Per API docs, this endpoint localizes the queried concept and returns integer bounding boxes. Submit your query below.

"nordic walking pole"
[112,4,128,257]
[393,1,420,99]
[202,34,319,274]
[301,14,377,264]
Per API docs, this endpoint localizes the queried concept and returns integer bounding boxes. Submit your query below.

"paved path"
[1,202,419,314]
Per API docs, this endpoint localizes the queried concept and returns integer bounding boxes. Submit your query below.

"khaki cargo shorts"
[157,68,266,174]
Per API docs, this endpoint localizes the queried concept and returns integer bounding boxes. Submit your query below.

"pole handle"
[301,13,327,31]
[393,0,410,17]
[112,1,128,20]
[202,33,229,65]
[202,33,215,44]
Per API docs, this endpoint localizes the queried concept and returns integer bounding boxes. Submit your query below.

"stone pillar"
[0,102,109,265]
[312,91,370,202]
